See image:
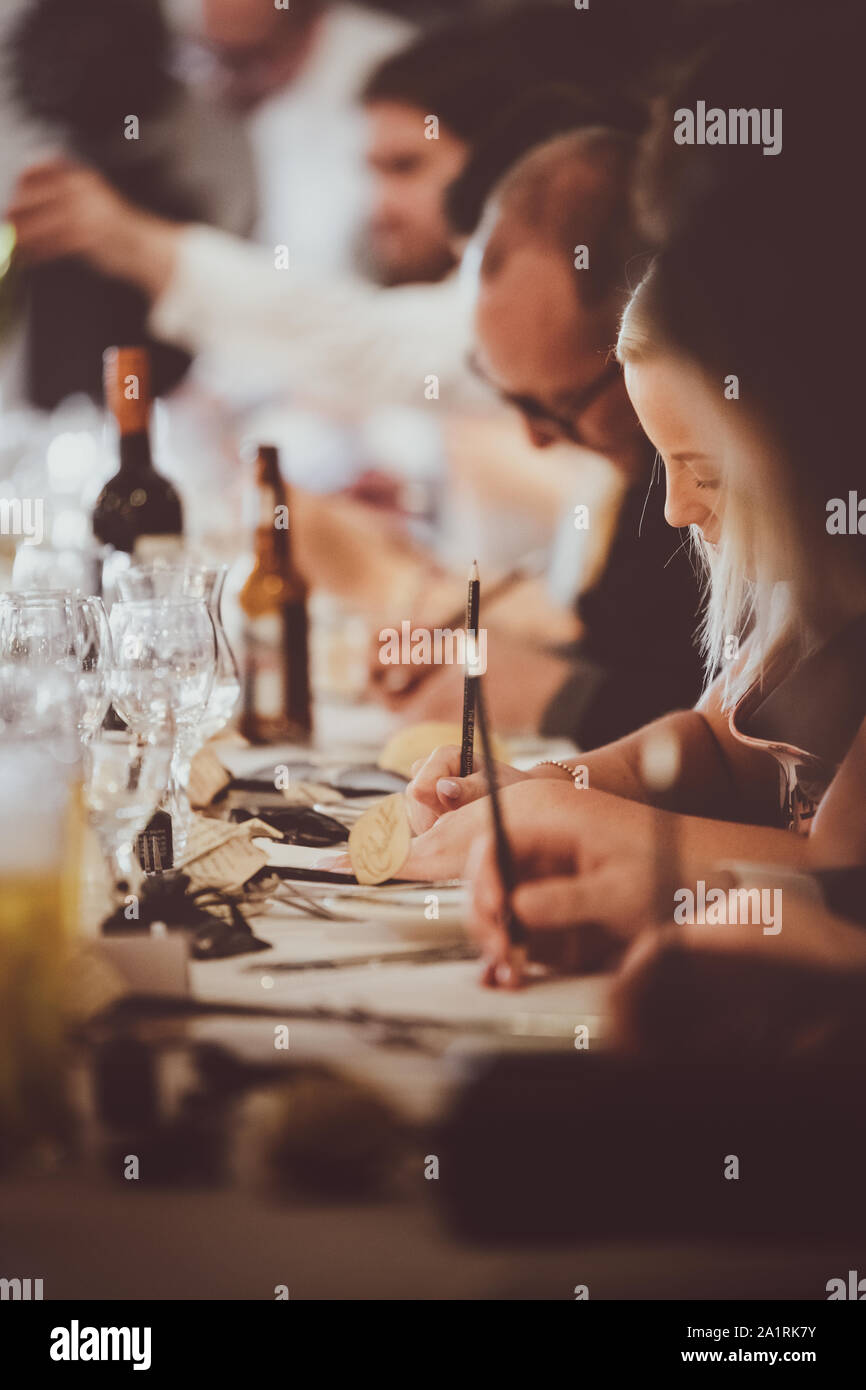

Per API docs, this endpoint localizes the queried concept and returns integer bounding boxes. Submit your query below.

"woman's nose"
[664,465,707,529]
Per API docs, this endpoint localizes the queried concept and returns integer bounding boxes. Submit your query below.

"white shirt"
[246,3,412,272]
[149,224,493,415]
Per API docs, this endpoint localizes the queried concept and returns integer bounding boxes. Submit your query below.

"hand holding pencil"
[469,667,529,988]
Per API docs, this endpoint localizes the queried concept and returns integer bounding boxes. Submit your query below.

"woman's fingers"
[471,871,590,966]
[474,904,610,983]
[467,825,587,980]
[404,744,462,833]
[479,956,499,988]
[429,758,528,814]
[470,837,640,981]
[406,775,627,888]
[512,875,597,930]
[405,743,531,834]
[434,767,489,808]
[398,828,455,880]
[400,796,492,879]
[476,900,621,980]
[470,822,582,922]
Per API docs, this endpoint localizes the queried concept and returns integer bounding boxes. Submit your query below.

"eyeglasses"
[468,352,621,444]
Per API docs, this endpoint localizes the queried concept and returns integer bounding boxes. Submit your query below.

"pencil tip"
[470,559,479,580]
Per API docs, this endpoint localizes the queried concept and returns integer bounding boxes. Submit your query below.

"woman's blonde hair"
[617,261,866,709]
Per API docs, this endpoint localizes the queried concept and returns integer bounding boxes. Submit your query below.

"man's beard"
[369,240,458,288]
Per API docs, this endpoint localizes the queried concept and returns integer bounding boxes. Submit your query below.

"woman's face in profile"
[624,354,728,548]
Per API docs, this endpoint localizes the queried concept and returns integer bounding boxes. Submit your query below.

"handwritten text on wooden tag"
[348,793,411,885]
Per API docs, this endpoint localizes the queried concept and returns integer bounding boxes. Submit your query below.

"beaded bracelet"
[533,759,577,781]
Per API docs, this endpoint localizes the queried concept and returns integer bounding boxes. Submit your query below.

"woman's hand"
[404,743,531,834]
[320,763,579,879]
[402,776,654,882]
[464,785,662,986]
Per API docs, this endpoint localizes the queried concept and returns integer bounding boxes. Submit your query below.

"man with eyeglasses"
[383,129,705,748]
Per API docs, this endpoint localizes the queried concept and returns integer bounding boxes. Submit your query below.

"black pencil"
[472,670,527,947]
[377,549,545,699]
[460,559,480,777]
[444,548,543,632]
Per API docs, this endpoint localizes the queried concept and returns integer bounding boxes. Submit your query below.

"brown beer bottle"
[238,445,312,744]
[93,346,183,558]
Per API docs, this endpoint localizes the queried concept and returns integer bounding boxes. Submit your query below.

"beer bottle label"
[245,612,286,721]
[133,534,186,562]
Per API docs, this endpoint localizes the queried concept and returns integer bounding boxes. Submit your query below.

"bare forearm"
[675,813,812,879]
[532,710,738,813]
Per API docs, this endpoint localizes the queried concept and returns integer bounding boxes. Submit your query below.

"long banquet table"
[2,699,855,1300]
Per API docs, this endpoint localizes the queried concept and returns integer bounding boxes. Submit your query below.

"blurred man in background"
[7,6,637,406]
[171,0,411,274]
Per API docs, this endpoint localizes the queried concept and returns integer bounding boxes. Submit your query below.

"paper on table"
[254,839,347,870]
[281,780,343,806]
[191,952,610,1040]
[183,817,281,893]
[320,885,464,925]
[188,745,233,808]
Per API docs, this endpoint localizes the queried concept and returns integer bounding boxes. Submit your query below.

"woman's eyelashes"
[688,462,721,491]
[666,450,721,492]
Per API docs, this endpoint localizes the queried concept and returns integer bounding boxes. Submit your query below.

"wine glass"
[82,727,173,903]
[109,597,216,860]
[0,593,79,742]
[12,541,105,597]
[116,561,240,741]
[1,591,74,660]
[0,591,112,743]
[71,595,113,741]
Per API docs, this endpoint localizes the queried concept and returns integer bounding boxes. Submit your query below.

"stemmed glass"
[82,727,173,904]
[116,562,240,741]
[70,596,113,741]
[109,597,217,860]
[0,590,167,916]
[0,591,112,743]
[12,542,105,598]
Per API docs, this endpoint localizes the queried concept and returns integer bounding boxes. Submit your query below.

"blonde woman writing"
[398,12,866,985]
